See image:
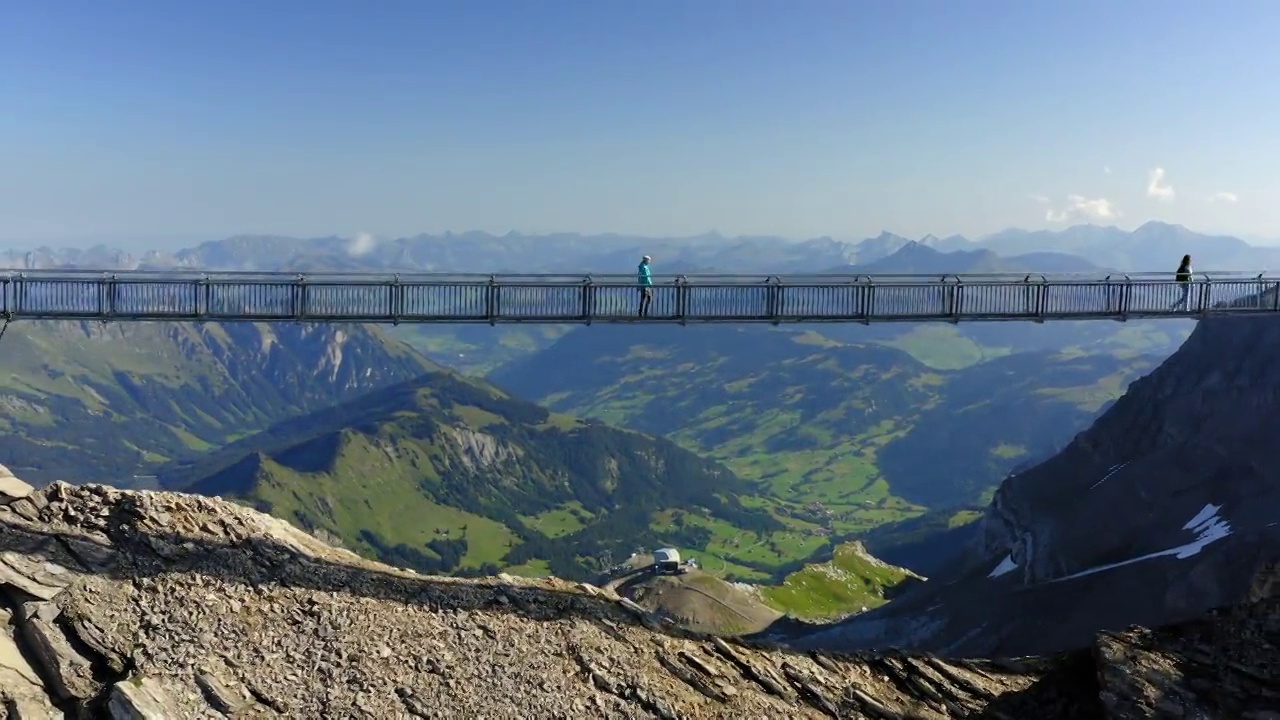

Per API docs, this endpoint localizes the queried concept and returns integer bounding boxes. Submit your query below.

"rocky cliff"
[0,469,1276,718]
[784,314,1280,658]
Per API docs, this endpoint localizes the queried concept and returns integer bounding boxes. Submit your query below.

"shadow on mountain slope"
[771,314,1280,660]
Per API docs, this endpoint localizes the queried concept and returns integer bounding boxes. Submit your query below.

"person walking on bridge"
[637,255,653,317]
[1170,254,1193,311]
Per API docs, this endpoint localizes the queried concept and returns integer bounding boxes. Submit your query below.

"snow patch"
[1050,503,1233,583]
[1090,461,1129,489]
[988,554,1018,579]
[1182,503,1219,532]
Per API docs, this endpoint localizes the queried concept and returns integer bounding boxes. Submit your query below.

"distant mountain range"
[825,240,1100,275]
[4,221,1277,276]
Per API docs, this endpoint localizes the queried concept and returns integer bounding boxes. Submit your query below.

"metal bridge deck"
[1,269,1278,325]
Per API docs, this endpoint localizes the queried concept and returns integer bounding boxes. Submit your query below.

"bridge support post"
[293,273,307,323]
[767,276,781,325]
[1033,276,1047,323]
[580,276,593,324]
[15,273,26,318]
[486,275,497,326]
[942,275,963,323]
[103,272,117,321]
[676,276,687,325]
[199,275,211,320]
[389,274,402,325]
[860,278,875,325]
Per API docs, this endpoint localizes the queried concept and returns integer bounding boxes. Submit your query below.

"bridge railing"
[1,271,1279,323]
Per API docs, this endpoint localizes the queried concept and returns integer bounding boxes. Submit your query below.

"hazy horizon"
[5,220,1280,257]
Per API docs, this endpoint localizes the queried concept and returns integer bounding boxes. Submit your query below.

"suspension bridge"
[1,269,1279,325]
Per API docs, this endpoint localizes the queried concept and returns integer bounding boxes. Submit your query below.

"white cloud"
[1146,167,1175,202]
[1208,191,1239,204]
[1104,166,1112,175]
[1036,193,1120,223]
[347,231,378,257]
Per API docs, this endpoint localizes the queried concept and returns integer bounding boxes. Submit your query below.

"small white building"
[653,547,681,574]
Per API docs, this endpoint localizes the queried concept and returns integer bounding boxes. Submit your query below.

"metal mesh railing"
[2,271,1279,324]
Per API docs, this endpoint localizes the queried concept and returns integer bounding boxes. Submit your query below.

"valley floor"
[0,480,1274,719]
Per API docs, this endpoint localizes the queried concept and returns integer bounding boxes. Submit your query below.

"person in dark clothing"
[1170,254,1192,311]
[637,255,653,316]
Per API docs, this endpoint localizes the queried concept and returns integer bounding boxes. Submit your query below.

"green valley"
[491,324,1160,549]
[390,324,572,376]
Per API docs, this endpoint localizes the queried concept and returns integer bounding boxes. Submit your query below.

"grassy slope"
[172,370,785,583]
[246,433,519,569]
[759,541,920,620]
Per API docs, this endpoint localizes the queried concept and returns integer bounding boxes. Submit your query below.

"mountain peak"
[891,240,940,257]
[1131,220,1197,241]
[1135,220,1185,232]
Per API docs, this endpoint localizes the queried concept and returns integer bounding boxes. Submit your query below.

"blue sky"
[3,0,1279,248]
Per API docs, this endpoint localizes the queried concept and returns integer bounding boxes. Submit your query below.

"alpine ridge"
[0,320,434,485]
[0,471,1275,718]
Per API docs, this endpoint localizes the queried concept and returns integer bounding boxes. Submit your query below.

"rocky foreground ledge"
[0,474,1275,719]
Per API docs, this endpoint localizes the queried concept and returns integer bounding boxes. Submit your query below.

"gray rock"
[194,669,258,714]
[0,553,73,602]
[18,615,100,703]
[108,677,176,720]
[0,464,34,505]
[0,609,63,719]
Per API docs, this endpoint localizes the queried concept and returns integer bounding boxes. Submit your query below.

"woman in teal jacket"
[637,255,653,317]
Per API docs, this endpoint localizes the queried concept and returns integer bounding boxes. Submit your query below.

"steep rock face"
[979,314,1280,581]
[0,476,1275,718]
[785,314,1280,657]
